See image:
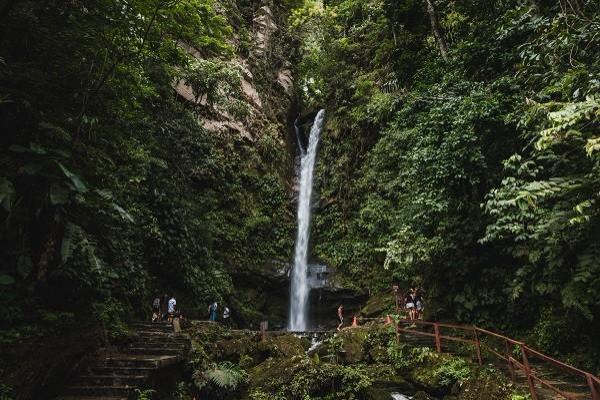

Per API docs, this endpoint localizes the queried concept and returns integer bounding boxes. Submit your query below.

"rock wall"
[172,0,301,327]
[174,0,295,141]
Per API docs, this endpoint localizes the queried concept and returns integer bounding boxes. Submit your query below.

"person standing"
[415,288,425,320]
[168,294,177,322]
[404,289,415,321]
[152,294,161,322]
[337,304,344,331]
[160,293,168,321]
[208,302,218,322]
[222,306,230,324]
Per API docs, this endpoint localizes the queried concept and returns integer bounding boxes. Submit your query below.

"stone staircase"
[56,321,190,400]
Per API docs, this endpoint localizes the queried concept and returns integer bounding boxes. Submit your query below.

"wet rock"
[413,390,433,400]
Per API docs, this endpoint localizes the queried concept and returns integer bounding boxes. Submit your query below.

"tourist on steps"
[337,304,344,331]
[208,301,218,322]
[152,294,161,322]
[167,294,177,322]
[404,289,415,321]
[160,292,168,321]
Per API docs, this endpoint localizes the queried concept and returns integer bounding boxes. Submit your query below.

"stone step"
[129,342,188,350]
[102,355,180,368]
[78,374,148,387]
[65,385,135,397]
[89,366,156,376]
[56,321,190,400]
[134,329,174,336]
[130,337,189,345]
[57,396,128,400]
[131,323,173,332]
[134,330,177,337]
[126,347,184,356]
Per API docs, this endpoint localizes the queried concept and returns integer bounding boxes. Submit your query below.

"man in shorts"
[337,304,344,331]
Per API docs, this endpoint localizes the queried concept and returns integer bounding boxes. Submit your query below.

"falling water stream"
[288,109,326,331]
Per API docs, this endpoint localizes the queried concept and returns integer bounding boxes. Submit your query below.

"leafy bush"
[192,361,249,392]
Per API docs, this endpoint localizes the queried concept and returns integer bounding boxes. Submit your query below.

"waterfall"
[294,116,305,155]
[289,109,325,331]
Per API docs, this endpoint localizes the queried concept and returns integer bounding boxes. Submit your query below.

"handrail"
[394,318,599,400]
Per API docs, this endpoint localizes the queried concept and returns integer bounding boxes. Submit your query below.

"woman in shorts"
[404,289,415,321]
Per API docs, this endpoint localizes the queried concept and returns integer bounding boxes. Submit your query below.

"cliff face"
[172,0,300,326]
[174,0,296,141]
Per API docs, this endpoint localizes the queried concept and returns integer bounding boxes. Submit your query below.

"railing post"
[505,340,516,383]
[392,285,400,315]
[520,344,538,400]
[586,373,599,400]
[473,328,483,366]
[434,323,441,353]
[260,320,268,342]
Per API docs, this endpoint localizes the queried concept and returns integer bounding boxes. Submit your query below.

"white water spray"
[289,109,325,331]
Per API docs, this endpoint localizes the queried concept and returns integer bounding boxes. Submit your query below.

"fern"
[134,388,155,400]
[192,361,248,391]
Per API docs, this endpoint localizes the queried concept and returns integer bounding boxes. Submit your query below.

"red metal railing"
[394,318,600,400]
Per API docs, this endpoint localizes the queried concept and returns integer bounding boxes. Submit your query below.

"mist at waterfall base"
[288,109,326,332]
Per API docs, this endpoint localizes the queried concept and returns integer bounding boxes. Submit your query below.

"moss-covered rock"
[360,292,396,318]
[363,363,415,399]
[337,327,369,363]
[185,322,528,400]
[412,391,433,400]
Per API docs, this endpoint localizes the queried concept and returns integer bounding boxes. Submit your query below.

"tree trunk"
[0,0,20,23]
[424,0,449,61]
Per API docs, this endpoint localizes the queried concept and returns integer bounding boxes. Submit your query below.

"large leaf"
[0,176,15,211]
[55,161,88,193]
[111,203,135,223]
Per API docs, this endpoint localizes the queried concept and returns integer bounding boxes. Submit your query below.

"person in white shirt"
[222,306,230,325]
[167,295,176,322]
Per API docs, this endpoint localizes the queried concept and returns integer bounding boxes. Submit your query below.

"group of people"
[152,295,232,325]
[207,301,230,323]
[152,293,178,322]
[404,287,425,321]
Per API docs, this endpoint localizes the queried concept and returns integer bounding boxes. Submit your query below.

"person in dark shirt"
[415,288,425,320]
[152,294,160,322]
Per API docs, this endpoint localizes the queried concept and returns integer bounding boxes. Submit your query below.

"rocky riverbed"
[175,322,528,400]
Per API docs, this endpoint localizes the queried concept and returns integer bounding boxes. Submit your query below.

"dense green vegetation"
[177,322,526,400]
[292,0,600,370]
[0,0,299,394]
[1,0,599,396]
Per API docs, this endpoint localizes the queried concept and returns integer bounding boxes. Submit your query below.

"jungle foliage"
[0,0,298,392]
[181,323,526,400]
[291,0,600,370]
